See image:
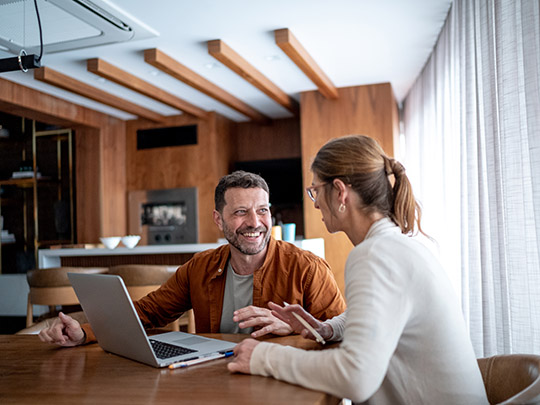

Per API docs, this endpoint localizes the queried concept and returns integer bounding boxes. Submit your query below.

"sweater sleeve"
[249,248,412,403]
[324,310,347,341]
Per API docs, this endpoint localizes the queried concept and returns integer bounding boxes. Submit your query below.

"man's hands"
[39,312,86,347]
[233,305,293,338]
[268,301,333,342]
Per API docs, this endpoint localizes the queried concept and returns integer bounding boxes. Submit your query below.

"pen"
[168,351,234,369]
[283,302,326,345]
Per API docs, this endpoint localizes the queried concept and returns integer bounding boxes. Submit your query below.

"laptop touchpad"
[174,336,209,346]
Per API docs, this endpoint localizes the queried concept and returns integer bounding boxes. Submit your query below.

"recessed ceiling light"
[205,62,219,69]
[148,70,159,76]
[265,55,280,61]
[95,77,106,83]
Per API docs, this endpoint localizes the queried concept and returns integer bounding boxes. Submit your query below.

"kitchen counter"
[38,238,325,268]
[0,239,325,317]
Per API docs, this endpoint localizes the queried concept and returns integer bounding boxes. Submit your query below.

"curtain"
[402,0,540,357]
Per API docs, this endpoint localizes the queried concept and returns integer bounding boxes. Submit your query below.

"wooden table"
[0,333,340,404]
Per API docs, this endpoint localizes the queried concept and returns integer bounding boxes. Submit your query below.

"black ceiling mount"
[0,53,41,73]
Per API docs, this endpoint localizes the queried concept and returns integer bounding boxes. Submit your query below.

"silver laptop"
[68,272,236,368]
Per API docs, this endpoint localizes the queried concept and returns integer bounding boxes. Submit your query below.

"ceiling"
[0,0,453,123]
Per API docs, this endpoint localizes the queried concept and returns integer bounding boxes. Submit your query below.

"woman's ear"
[332,178,349,204]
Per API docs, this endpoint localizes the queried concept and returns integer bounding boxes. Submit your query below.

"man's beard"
[222,223,270,255]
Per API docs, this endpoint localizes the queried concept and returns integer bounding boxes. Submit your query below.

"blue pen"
[169,350,234,369]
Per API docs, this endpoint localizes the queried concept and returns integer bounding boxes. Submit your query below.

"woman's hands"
[268,301,333,342]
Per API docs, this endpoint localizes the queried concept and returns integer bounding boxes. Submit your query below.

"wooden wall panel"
[300,83,399,292]
[0,77,127,244]
[99,119,127,238]
[233,118,300,162]
[74,127,101,242]
[126,113,236,243]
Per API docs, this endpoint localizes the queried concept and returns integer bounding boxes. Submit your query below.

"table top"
[0,333,340,404]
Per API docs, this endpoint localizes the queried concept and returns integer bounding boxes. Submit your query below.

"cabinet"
[0,114,74,273]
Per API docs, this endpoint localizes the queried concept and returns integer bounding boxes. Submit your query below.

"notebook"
[68,272,236,368]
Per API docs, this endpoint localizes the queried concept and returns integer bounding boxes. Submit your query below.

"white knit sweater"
[250,218,488,404]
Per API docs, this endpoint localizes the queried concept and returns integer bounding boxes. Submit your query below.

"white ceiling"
[0,0,452,122]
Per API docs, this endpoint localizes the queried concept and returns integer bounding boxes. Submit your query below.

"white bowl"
[121,235,141,249]
[100,236,121,249]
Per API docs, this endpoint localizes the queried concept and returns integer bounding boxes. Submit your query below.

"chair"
[107,265,195,333]
[477,354,540,404]
[26,267,108,327]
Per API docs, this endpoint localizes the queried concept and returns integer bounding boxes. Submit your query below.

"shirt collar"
[364,217,399,240]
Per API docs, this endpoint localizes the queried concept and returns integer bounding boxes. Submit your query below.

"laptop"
[68,272,236,368]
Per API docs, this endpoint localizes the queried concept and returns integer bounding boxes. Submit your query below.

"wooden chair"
[477,354,540,404]
[107,265,195,333]
[26,267,108,327]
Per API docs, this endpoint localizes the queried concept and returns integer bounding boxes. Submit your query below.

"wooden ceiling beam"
[275,28,338,99]
[33,67,165,122]
[144,48,271,124]
[207,39,299,115]
[87,58,208,120]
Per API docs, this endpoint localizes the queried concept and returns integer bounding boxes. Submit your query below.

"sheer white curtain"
[403,0,540,357]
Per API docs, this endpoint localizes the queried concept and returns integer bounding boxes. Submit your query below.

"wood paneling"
[74,127,101,242]
[87,59,208,120]
[100,119,127,238]
[61,253,194,267]
[0,77,127,244]
[144,49,270,124]
[34,67,165,122]
[208,40,299,115]
[275,29,338,99]
[300,83,399,292]
[233,118,300,162]
[126,113,236,243]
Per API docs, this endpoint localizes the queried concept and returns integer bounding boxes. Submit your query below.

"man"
[40,171,346,346]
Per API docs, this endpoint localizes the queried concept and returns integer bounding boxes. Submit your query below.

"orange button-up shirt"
[82,238,346,341]
[134,238,346,333]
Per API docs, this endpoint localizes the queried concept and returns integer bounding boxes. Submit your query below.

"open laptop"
[68,272,236,368]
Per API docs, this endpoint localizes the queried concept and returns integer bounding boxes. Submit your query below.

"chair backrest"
[477,354,540,404]
[107,265,194,333]
[26,267,108,327]
[107,265,176,299]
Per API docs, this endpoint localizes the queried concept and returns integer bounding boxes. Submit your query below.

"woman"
[228,135,488,404]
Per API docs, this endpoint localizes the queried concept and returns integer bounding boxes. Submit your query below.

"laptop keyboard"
[149,339,197,359]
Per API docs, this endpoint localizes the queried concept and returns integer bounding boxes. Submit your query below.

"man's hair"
[214,170,270,212]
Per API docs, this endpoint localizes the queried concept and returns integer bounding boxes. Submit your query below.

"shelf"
[0,177,56,188]
[0,118,74,273]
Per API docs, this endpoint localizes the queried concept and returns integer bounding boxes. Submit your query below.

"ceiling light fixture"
[0,0,42,73]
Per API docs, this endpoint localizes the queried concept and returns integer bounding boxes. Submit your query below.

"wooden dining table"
[0,332,340,404]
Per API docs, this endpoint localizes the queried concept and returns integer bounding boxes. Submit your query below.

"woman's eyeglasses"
[305,182,327,202]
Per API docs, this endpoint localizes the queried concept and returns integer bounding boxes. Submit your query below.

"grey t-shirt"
[219,260,254,334]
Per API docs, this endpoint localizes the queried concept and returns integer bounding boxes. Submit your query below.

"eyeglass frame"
[305,182,328,202]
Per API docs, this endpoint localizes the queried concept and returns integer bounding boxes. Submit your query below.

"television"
[234,158,303,206]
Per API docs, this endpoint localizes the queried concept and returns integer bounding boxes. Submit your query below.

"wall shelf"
[0,115,75,273]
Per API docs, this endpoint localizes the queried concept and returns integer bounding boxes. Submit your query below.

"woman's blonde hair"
[311,135,425,236]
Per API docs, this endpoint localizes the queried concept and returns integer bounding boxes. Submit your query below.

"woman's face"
[311,174,340,234]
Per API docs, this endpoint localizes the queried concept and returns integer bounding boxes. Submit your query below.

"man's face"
[213,187,272,255]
